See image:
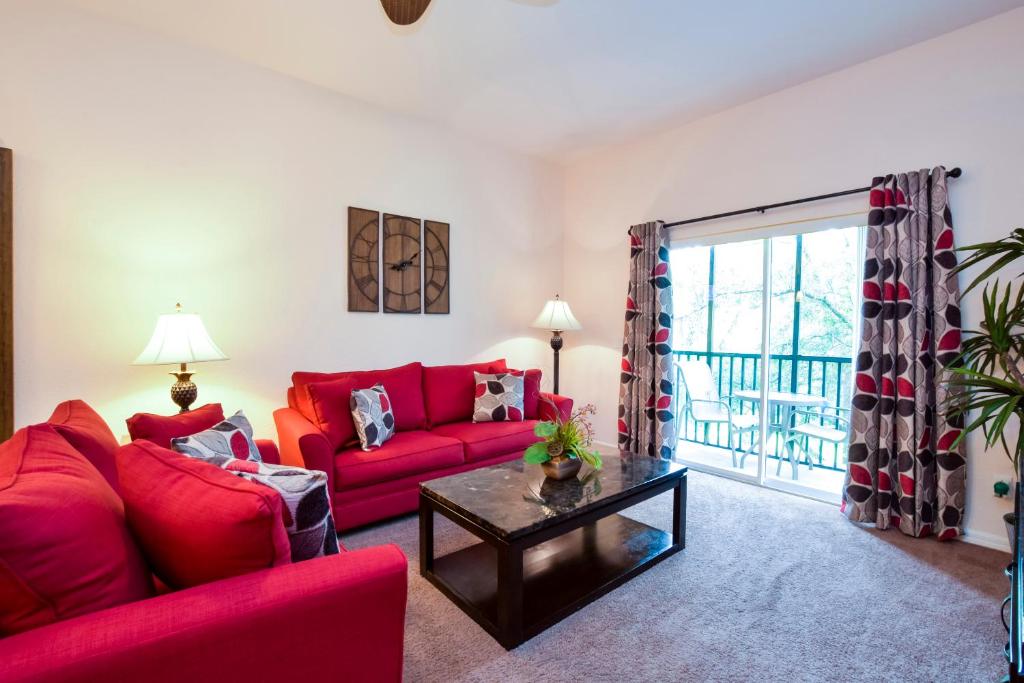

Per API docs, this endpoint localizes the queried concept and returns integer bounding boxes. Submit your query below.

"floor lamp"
[531,295,581,395]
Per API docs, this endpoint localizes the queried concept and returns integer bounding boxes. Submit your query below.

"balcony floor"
[675,440,846,499]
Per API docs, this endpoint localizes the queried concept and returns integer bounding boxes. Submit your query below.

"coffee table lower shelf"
[424,513,677,648]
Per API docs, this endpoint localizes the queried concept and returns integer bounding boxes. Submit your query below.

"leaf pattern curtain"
[843,168,965,540]
[618,221,676,459]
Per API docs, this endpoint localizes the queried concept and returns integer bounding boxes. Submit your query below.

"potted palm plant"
[947,228,1024,544]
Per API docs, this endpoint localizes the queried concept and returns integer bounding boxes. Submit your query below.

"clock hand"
[390,252,419,271]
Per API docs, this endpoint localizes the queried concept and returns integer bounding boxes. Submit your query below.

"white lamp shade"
[133,310,228,366]
[531,297,582,331]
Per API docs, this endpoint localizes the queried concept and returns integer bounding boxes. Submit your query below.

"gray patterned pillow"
[173,419,339,562]
[217,458,339,562]
[350,384,396,450]
[169,410,262,464]
[472,371,525,422]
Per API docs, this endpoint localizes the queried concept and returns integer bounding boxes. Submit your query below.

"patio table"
[731,389,829,480]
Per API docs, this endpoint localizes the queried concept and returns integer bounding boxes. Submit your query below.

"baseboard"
[961,527,1010,553]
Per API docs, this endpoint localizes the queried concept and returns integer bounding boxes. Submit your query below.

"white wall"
[3,0,1021,549]
[0,1,563,440]
[561,8,1024,549]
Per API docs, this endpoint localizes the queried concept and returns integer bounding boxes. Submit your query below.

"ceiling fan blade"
[380,0,432,25]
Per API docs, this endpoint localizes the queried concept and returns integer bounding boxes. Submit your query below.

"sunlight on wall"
[560,9,1024,548]
[562,344,621,443]
[2,3,565,443]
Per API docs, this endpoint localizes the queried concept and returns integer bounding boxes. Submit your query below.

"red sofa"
[0,401,408,683]
[275,360,573,531]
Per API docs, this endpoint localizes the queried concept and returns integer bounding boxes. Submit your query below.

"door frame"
[670,218,866,505]
[1,148,12,440]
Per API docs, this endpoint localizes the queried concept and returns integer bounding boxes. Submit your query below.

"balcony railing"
[673,349,853,472]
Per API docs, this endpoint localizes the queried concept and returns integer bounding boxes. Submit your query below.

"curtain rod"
[673,209,868,243]
[660,166,962,230]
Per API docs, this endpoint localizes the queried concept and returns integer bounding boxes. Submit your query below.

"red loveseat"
[0,400,408,683]
[275,360,573,531]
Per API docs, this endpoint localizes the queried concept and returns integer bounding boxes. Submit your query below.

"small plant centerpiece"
[524,402,602,481]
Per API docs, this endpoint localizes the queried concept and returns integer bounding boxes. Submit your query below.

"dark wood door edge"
[0,148,11,441]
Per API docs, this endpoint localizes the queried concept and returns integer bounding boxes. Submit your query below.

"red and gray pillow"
[169,410,262,464]
[203,458,338,561]
[350,384,396,450]
[119,439,292,588]
[473,370,525,422]
[169,411,338,562]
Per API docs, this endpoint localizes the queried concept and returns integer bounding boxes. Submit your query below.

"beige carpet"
[343,471,1009,682]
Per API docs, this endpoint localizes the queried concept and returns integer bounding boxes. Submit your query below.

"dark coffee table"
[419,452,687,649]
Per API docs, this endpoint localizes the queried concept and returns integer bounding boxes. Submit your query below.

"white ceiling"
[68,0,1024,162]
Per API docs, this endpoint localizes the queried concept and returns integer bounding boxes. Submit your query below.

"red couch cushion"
[0,425,154,636]
[431,420,541,463]
[305,376,361,451]
[292,362,426,433]
[125,403,225,448]
[47,399,121,492]
[522,369,542,419]
[116,440,291,589]
[334,431,463,490]
[423,359,508,426]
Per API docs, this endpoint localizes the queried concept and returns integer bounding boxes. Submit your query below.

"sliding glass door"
[671,237,766,485]
[670,223,863,503]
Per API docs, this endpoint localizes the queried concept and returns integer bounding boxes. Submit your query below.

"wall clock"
[382,213,422,314]
[348,207,380,312]
[423,220,450,314]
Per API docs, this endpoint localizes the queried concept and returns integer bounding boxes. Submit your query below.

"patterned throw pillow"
[350,384,396,451]
[473,371,525,422]
[219,459,338,561]
[170,414,338,562]
[169,410,262,463]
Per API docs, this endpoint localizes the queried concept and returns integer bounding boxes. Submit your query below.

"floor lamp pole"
[550,330,563,395]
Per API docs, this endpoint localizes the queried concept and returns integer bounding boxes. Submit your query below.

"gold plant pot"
[541,456,582,481]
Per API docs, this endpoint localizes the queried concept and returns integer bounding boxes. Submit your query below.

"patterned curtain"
[618,221,676,459]
[843,168,965,540]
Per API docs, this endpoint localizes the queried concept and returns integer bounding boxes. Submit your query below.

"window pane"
[768,235,796,357]
[710,239,763,354]
[670,246,710,351]
[798,227,860,358]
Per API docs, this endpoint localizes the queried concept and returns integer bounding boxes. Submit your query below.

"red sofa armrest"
[255,438,280,465]
[274,407,335,492]
[538,392,573,422]
[0,545,408,683]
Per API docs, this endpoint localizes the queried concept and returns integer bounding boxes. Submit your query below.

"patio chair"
[783,405,851,473]
[674,359,759,468]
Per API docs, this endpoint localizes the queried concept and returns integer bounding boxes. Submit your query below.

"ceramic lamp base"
[170,371,197,413]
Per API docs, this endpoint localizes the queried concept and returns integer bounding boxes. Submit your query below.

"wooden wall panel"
[347,207,380,312]
[423,220,450,314]
[382,213,422,314]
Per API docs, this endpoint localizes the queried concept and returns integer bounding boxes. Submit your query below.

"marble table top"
[421,452,686,541]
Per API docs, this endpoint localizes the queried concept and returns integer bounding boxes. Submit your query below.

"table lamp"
[133,303,228,413]
[531,294,581,395]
